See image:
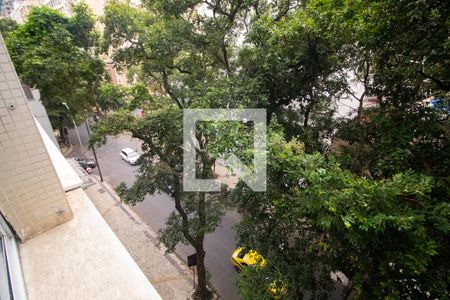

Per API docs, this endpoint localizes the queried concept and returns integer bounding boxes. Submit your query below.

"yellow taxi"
[231,247,266,271]
[231,247,287,299]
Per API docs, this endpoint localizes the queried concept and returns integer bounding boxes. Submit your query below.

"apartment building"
[8,0,38,23]
[0,0,15,17]
[7,0,105,23]
[41,0,72,16]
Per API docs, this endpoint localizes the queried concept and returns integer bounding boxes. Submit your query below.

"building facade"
[9,0,39,23]
[0,0,15,18]
[22,85,59,147]
[0,35,72,240]
[7,0,106,23]
[41,0,72,16]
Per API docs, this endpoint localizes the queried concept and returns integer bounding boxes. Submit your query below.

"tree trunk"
[194,190,211,299]
[195,244,209,299]
[304,90,315,128]
[357,95,364,119]
[59,127,69,146]
[303,104,311,128]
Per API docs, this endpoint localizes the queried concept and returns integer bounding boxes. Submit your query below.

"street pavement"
[67,125,241,300]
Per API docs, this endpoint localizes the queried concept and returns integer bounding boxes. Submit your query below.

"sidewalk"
[69,160,194,300]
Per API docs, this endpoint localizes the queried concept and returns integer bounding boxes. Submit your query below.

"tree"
[96,82,156,115]
[101,1,262,297]
[233,0,450,298]
[90,106,257,299]
[66,2,100,51]
[336,106,450,179]
[128,82,155,110]
[233,135,449,299]
[237,9,345,151]
[100,1,449,299]
[297,0,450,179]
[5,5,106,130]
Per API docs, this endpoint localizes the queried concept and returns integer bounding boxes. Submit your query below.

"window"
[0,239,12,299]
[0,214,27,300]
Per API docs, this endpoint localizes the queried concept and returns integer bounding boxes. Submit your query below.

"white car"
[120,148,141,165]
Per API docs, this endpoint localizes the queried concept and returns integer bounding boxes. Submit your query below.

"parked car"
[120,148,141,165]
[231,247,287,299]
[231,247,265,272]
[74,157,96,170]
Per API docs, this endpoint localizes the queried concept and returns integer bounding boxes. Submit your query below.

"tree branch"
[418,70,449,91]
[222,42,231,76]
[168,65,192,74]
[161,71,184,109]
[173,181,197,246]
[203,0,232,19]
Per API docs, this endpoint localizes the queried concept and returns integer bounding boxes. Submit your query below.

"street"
[68,125,241,300]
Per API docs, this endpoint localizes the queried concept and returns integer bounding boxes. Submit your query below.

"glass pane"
[0,238,12,300]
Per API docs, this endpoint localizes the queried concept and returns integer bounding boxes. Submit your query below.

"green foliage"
[233,136,449,298]
[306,0,449,99]
[0,18,17,37]
[128,83,155,110]
[95,82,155,115]
[236,266,274,300]
[240,9,345,144]
[5,5,105,129]
[97,83,127,113]
[99,1,450,299]
[66,2,100,50]
[337,106,450,179]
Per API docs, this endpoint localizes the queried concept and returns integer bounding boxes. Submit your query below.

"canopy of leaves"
[102,0,340,154]
[98,1,450,299]
[5,5,106,128]
[337,106,450,179]
[239,9,345,145]
[97,83,127,113]
[233,135,449,299]
[230,0,449,298]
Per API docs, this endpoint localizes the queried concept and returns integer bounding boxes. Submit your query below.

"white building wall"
[8,0,105,22]
[9,0,40,23]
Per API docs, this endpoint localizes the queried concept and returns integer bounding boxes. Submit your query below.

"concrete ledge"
[19,188,161,300]
[35,118,82,191]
